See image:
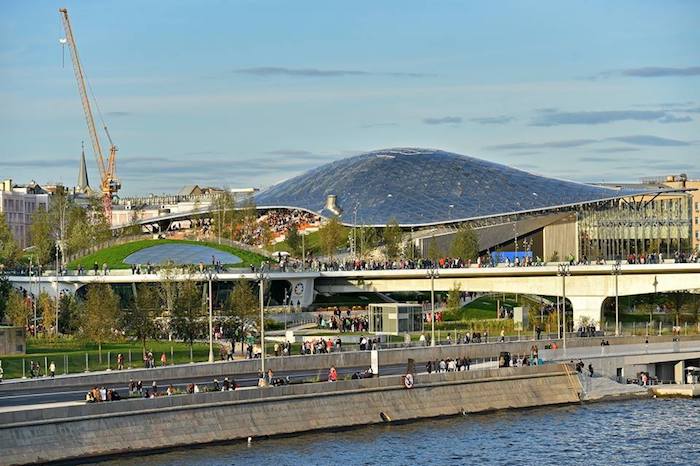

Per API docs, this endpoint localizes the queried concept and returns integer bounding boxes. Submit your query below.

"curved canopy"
[256,148,658,226]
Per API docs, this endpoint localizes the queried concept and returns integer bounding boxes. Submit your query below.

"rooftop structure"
[256,148,665,227]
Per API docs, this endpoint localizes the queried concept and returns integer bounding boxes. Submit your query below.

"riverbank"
[0,364,580,465]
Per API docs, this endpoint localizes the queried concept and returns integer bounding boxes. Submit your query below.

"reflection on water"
[93,398,699,466]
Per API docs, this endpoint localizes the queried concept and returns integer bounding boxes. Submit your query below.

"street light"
[256,262,270,374]
[203,268,217,363]
[612,261,621,336]
[426,267,439,346]
[557,263,571,350]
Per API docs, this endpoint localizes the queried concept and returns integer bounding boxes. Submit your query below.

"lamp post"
[204,269,217,363]
[256,263,270,374]
[557,263,571,350]
[426,267,439,346]
[612,262,621,336]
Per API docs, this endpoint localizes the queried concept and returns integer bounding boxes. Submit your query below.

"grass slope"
[67,239,268,270]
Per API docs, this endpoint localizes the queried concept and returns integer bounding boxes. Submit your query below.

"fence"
[0,345,212,381]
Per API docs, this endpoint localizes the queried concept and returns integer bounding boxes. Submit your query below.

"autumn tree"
[0,212,20,268]
[83,283,120,362]
[122,283,161,356]
[223,278,258,353]
[383,218,402,259]
[30,208,54,266]
[0,277,13,324]
[58,292,82,335]
[6,290,31,328]
[38,291,55,337]
[446,282,462,312]
[318,216,344,258]
[171,279,205,361]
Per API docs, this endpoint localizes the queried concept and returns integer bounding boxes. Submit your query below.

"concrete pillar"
[568,296,606,330]
[287,278,315,308]
[674,360,685,385]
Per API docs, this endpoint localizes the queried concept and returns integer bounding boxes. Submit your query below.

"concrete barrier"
[0,364,580,465]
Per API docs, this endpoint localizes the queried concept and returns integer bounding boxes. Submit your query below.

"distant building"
[0,326,26,355]
[0,179,50,249]
[654,174,700,252]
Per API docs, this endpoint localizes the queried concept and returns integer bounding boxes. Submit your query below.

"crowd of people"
[318,309,369,333]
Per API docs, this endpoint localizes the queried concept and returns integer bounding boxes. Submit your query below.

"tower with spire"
[77,141,92,194]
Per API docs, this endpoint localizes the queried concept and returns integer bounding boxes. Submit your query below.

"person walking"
[160,352,167,367]
[49,361,56,377]
[328,366,338,382]
[0,361,4,383]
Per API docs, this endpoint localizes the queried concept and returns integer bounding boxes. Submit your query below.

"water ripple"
[93,398,700,466]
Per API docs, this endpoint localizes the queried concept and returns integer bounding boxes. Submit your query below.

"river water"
[95,398,699,466]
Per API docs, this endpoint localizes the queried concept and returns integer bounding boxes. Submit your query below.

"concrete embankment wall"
[0,335,695,393]
[0,364,580,465]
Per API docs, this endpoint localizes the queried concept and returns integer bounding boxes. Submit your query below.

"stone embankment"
[0,364,581,465]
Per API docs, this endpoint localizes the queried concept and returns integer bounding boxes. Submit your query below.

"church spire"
[77,141,91,193]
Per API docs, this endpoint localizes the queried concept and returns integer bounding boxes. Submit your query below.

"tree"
[83,283,120,361]
[259,223,273,248]
[122,283,161,356]
[446,282,462,312]
[58,292,82,335]
[0,212,20,268]
[286,225,302,256]
[357,226,379,258]
[171,279,205,361]
[38,291,55,337]
[6,290,31,328]
[451,224,480,260]
[427,237,441,261]
[0,277,13,324]
[30,208,54,266]
[318,216,343,258]
[223,278,258,353]
[383,218,402,260]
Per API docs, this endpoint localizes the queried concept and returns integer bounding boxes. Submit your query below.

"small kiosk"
[368,303,423,335]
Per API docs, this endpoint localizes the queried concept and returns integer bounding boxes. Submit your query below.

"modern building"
[368,303,423,335]
[0,179,50,249]
[256,148,694,261]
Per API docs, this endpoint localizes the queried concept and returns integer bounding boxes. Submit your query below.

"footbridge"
[7,263,700,328]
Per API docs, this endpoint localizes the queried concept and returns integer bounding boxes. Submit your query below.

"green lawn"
[443,295,520,321]
[67,239,268,270]
[0,339,218,380]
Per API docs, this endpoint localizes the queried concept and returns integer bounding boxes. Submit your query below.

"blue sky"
[1,0,699,195]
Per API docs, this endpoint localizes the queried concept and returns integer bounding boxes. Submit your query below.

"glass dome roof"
[255,148,657,226]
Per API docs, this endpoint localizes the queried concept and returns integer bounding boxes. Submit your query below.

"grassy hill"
[67,239,268,270]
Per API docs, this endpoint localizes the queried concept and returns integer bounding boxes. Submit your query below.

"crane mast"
[59,8,120,221]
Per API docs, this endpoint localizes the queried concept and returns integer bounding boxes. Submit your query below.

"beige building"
[0,179,50,249]
[659,175,700,252]
[0,326,26,355]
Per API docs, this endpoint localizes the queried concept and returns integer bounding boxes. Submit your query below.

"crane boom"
[59,8,120,220]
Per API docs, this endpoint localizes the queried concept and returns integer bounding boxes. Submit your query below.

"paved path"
[542,341,700,362]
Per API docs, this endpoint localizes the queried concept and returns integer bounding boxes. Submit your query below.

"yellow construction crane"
[59,8,121,220]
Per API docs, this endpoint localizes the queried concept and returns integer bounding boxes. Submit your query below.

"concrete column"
[568,296,606,330]
[288,278,315,308]
[674,360,685,385]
